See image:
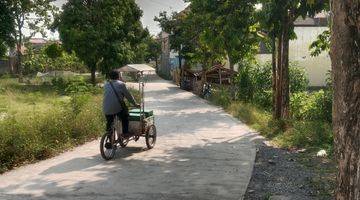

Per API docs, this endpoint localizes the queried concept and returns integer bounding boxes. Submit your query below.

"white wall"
[257,27,331,86]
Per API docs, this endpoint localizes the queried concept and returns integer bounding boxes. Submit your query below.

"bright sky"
[44,0,188,39]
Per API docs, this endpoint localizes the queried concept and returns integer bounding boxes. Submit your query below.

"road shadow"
[0,133,259,200]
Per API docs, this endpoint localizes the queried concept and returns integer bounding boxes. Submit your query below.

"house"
[0,38,55,74]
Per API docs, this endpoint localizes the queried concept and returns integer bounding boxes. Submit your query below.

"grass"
[208,86,336,198]
[209,87,333,151]
[0,77,139,173]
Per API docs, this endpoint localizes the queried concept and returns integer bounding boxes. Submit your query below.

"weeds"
[0,77,139,173]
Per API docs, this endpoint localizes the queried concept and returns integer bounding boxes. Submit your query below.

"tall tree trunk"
[275,31,283,120]
[16,43,23,82]
[228,55,234,71]
[331,0,360,199]
[16,23,23,83]
[90,65,96,86]
[280,14,290,119]
[271,35,277,118]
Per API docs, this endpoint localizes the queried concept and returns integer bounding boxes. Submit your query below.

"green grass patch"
[209,87,333,151]
[0,78,139,173]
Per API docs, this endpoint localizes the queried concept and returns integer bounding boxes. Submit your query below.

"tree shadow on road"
[0,133,260,200]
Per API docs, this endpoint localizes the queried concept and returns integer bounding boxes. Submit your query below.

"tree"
[258,0,327,119]
[45,43,63,60]
[330,0,360,199]
[155,9,225,85]
[0,0,15,58]
[8,0,57,81]
[188,0,259,71]
[55,0,145,84]
[144,36,161,69]
[23,43,87,74]
[309,29,330,57]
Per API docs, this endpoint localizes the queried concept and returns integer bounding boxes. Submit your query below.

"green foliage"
[290,90,332,122]
[309,29,330,57]
[0,77,141,173]
[210,86,232,108]
[235,65,254,102]
[51,76,94,95]
[145,36,161,63]
[188,0,259,67]
[23,44,87,74]
[234,62,309,109]
[289,63,309,93]
[64,78,92,95]
[55,0,146,75]
[277,121,333,149]
[0,97,104,173]
[0,0,15,57]
[209,91,333,150]
[45,43,63,59]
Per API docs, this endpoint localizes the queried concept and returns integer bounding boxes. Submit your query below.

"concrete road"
[0,79,257,200]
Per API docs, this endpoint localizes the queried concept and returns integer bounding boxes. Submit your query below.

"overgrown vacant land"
[0,76,138,173]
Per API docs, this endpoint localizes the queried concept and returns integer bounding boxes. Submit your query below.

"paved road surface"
[0,78,257,200]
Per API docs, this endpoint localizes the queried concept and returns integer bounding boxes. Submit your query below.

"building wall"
[159,32,171,78]
[257,26,331,86]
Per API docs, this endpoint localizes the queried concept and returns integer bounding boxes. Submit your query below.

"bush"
[289,63,309,93]
[234,65,254,102]
[290,90,332,122]
[51,76,94,95]
[0,96,104,173]
[234,62,309,109]
[276,121,333,149]
[210,86,232,108]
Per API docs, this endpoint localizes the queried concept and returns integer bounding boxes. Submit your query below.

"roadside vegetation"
[0,76,139,173]
[209,62,333,152]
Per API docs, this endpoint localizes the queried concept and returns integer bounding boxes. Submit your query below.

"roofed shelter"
[117,64,156,82]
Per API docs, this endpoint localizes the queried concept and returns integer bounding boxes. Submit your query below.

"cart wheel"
[119,137,128,148]
[145,125,157,149]
[100,131,116,160]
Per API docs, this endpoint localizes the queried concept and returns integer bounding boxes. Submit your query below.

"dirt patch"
[244,142,336,200]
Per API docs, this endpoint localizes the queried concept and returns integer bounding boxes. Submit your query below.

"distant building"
[257,14,330,86]
[1,38,58,74]
[159,32,171,79]
[159,12,330,86]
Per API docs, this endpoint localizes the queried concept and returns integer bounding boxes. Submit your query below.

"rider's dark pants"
[105,109,129,134]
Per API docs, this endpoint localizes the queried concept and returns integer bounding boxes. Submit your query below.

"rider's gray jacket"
[103,80,136,115]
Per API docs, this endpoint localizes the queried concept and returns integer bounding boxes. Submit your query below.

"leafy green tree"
[155,9,224,82]
[45,43,63,60]
[55,0,146,84]
[309,29,330,57]
[258,0,328,119]
[0,0,15,58]
[188,0,259,70]
[144,37,161,69]
[23,43,87,74]
[8,0,57,81]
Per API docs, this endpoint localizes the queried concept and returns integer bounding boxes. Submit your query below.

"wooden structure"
[202,65,236,85]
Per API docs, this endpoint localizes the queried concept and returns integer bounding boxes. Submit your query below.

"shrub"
[290,90,332,122]
[65,78,93,95]
[289,63,309,93]
[0,96,104,173]
[234,65,254,102]
[51,76,94,95]
[210,86,232,108]
[234,62,308,109]
[276,121,333,149]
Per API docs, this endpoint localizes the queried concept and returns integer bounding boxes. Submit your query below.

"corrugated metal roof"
[118,64,155,72]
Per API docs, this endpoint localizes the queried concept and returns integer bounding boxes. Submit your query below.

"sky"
[45,0,189,39]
